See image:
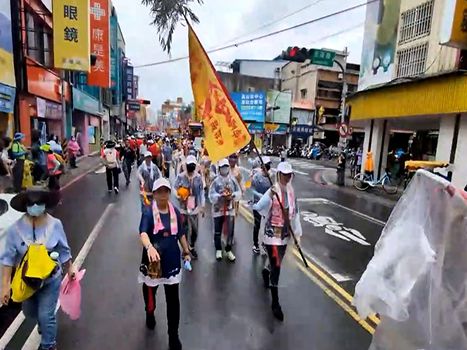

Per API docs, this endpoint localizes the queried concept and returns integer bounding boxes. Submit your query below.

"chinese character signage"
[125,64,134,100]
[188,25,250,163]
[440,0,467,49]
[230,92,266,123]
[88,0,110,87]
[0,1,15,88]
[53,0,90,71]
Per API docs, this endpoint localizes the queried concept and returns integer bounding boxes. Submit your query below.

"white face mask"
[27,204,46,217]
[219,167,229,176]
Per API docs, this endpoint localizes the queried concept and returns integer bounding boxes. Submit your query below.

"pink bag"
[59,269,86,320]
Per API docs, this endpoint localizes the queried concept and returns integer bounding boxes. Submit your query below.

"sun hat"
[144,151,152,158]
[262,156,271,164]
[277,161,293,174]
[218,159,229,168]
[14,132,25,141]
[186,155,197,165]
[152,178,172,192]
[10,186,60,213]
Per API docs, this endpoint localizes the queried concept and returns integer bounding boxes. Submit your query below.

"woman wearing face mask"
[138,178,191,350]
[253,162,302,321]
[174,155,205,259]
[68,136,80,169]
[250,156,272,254]
[1,187,76,350]
[209,159,242,262]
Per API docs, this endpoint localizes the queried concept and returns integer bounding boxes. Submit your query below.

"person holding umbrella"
[1,187,76,350]
[209,159,242,262]
[253,161,302,321]
[138,178,191,350]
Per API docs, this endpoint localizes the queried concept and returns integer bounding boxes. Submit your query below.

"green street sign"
[310,49,335,67]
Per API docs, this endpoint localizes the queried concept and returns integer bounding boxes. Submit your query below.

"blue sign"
[291,124,314,136]
[73,87,100,115]
[0,84,15,113]
[247,122,264,134]
[231,91,265,123]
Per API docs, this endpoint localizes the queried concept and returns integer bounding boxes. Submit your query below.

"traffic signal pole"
[333,59,348,149]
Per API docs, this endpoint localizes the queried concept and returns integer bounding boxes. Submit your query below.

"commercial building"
[347,0,467,188]
[280,49,360,147]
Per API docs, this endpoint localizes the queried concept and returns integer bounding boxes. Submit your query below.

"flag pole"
[250,140,309,268]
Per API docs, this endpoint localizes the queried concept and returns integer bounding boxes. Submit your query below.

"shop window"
[26,10,52,67]
[88,126,97,144]
[398,0,434,45]
[396,42,429,78]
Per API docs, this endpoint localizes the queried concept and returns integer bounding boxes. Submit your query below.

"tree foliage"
[141,0,203,53]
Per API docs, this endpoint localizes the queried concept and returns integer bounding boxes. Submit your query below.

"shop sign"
[246,122,264,134]
[37,97,63,120]
[73,87,100,115]
[440,0,467,49]
[0,1,16,87]
[291,125,313,136]
[0,84,15,113]
[231,91,266,123]
[27,60,69,103]
[88,0,111,87]
[265,123,288,135]
[53,0,90,71]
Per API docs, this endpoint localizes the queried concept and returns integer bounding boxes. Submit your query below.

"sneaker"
[108,190,113,193]
[114,187,119,194]
[262,268,270,289]
[190,248,198,260]
[146,313,156,330]
[215,250,223,261]
[272,303,284,322]
[226,251,236,262]
[169,335,182,350]
[252,245,260,255]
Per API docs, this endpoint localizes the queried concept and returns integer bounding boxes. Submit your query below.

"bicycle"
[353,169,399,194]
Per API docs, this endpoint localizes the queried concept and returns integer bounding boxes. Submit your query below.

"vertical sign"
[88,0,110,87]
[126,64,134,100]
[110,15,117,88]
[53,0,90,71]
[0,1,16,88]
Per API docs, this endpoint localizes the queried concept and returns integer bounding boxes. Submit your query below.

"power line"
[211,0,329,48]
[134,0,374,69]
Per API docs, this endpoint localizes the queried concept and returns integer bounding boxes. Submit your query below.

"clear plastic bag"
[353,170,467,350]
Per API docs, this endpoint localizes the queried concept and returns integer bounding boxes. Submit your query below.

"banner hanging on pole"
[188,24,251,163]
[53,0,90,72]
[88,0,111,87]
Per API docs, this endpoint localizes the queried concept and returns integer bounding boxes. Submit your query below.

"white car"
[0,194,23,284]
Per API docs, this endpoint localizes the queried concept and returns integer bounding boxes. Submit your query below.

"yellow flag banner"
[188,25,251,163]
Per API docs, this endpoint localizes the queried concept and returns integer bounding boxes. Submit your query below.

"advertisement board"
[53,0,90,71]
[358,0,401,91]
[0,1,15,87]
[266,90,292,124]
[230,91,266,123]
[440,0,467,49]
[88,0,110,87]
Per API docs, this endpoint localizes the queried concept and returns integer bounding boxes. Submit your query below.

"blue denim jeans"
[22,273,61,349]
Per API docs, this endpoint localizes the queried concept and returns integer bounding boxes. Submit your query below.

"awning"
[347,72,467,121]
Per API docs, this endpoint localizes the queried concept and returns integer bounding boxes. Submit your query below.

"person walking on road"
[68,136,80,169]
[253,161,302,321]
[42,144,63,191]
[138,151,161,208]
[174,155,205,259]
[250,156,272,254]
[102,140,120,194]
[121,139,136,186]
[162,139,173,179]
[138,178,191,350]
[1,187,77,350]
[209,159,242,262]
[10,132,28,192]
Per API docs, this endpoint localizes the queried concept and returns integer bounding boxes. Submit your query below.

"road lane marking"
[61,164,103,191]
[7,204,115,350]
[298,198,386,226]
[294,170,308,175]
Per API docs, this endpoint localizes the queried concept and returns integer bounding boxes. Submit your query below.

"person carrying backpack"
[102,140,120,194]
[0,187,76,350]
[10,132,28,192]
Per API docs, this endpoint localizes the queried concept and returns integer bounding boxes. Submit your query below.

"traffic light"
[280,47,309,63]
[138,99,151,105]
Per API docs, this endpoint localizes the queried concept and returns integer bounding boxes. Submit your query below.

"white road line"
[294,170,309,175]
[3,204,115,350]
[298,198,386,226]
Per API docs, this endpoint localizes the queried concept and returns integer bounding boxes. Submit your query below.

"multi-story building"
[281,49,360,146]
[347,0,467,188]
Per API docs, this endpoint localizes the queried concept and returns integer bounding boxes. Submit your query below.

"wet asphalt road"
[0,156,399,349]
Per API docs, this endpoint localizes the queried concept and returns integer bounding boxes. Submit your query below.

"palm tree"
[141,0,203,53]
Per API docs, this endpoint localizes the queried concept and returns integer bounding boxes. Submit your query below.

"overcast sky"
[110,0,367,113]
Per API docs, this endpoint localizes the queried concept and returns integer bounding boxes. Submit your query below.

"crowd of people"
[1,131,302,350]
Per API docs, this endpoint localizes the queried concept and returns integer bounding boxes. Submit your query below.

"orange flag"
[188,25,251,163]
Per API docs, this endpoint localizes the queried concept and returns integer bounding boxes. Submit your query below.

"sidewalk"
[60,152,102,189]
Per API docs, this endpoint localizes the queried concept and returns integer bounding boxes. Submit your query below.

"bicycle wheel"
[382,176,398,194]
[353,173,370,191]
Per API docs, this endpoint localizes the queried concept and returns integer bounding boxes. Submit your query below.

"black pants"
[163,162,171,178]
[184,214,199,247]
[264,244,287,287]
[48,174,61,191]
[123,160,132,184]
[69,155,77,168]
[253,210,262,247]
[12,159,24,192]
[142,283,180,337]
[214,215,234,252]
[106,167,119,190]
